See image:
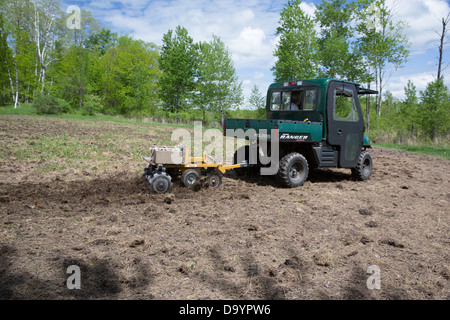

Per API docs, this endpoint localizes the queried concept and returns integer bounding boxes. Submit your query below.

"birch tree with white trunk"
[32,0,62,94]
[355,0,410,117]
[3,0,32,108]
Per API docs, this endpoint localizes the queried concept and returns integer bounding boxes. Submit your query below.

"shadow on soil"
[225,167,353,188]
[193,245,311,300]
[0,244,153,299]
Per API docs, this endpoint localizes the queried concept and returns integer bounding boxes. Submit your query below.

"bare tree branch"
[437,12,450,80]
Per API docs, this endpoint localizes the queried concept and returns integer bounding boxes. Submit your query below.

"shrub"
[82,94,104,116]
[33,95,70,115]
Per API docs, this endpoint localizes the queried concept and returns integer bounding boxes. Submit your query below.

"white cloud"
[232,9,255,24]
[386,0,450,54]
[300,1,316,19]
[385,72,437,100]
[87,0,115,10]
[85,0,280,68]
[229,26,274,69]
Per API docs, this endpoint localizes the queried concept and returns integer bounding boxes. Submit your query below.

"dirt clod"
[360,236,372,244]
[379,239,405,248]
[347,251,358,257]
[164,194,175,204]
[359,208,373,216]
[129,239,145,247]
[313,250,333,267]
[365,221,378,228]
[178,265,191,275]
[440,267,450,280]
[224,266,235,273]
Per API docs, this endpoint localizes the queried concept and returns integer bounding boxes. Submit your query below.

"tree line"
[0,0,448,142]
[273,0,449,142]
[0,0,243,124]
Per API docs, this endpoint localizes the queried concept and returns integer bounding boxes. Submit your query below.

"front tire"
[278,152,309,188]
[148,172,173,194]
[352,150,373,181]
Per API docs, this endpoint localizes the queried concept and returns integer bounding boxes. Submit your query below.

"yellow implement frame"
[161,147,243,174]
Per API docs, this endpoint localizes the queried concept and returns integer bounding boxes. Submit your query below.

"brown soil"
[0,115,449,300]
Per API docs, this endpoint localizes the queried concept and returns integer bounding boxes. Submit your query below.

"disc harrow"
[143,145,246,194]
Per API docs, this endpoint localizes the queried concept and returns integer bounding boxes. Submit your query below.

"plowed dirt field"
[0,115,448,299]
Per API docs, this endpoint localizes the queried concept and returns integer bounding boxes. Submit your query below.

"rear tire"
[206,172,223,188]
[278,152,309,188]
[352,150,373,181]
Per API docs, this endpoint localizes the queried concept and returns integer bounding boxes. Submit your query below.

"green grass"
[0,103,37,115]
[0,104,218,129]
[375,143,450,159]
[13,135,105,161]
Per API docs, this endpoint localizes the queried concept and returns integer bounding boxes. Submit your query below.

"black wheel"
[181,169,200,187]
[206,172,223,188]
[278,152,309,188]
[352,150,373,181]
[148,172,173,194]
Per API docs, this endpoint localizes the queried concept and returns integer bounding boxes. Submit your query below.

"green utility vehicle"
[224,79,377,188]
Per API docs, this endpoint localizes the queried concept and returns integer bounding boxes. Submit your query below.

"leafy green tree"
[83,28,118,107]
[382,90,399,118]
[195,41,215,123]
[248,85,265,110]
[0,12,13,106]
[403,80,418,106]
[315,0,366,81]
[272,0,320,81]
[419,78,450,141]
[64,8,100,48]
[3,0,35,107]
[95,45,120,113]
[31,0,64,94]
[196,35,243,124]
[84,27,118,56]
[124,41,161,116]
[158,26,198,123]
[52,45,90,110]
[49,8,101,107]
[355,0,410,116]
[248,84,266,119]
[95,35,160,115]
[398,80,419,137]
[18,30,38,102]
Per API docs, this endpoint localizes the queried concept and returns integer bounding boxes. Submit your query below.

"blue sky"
[65,0,450,105]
